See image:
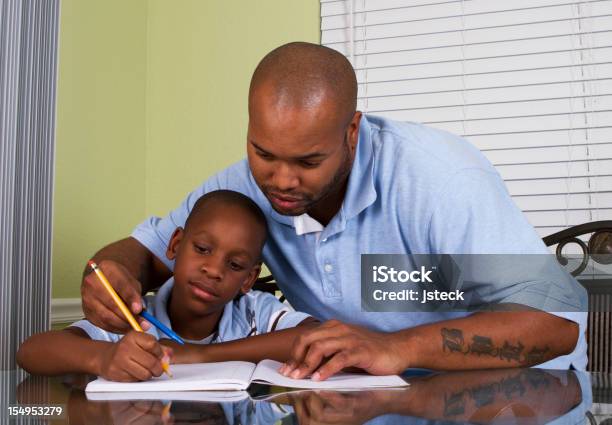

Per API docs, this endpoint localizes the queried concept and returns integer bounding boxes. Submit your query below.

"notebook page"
[86,361,255,392]
[251,359,408,389]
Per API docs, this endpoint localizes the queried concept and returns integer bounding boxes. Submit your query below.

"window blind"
[321,0,612,238]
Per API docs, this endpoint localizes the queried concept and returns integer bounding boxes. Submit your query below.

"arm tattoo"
[441,327,550,365]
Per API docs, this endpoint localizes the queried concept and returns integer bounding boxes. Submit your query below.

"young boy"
[18,190,316,382]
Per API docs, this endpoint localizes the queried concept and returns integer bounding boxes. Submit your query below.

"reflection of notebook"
[86,390,250,403]
[85,359,408,393]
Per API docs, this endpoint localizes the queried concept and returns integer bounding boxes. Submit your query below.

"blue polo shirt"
[132,114,588,370]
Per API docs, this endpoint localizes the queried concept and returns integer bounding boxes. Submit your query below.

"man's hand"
[280,320,408,381]
[81,260,150,333]
[96,331,172,382]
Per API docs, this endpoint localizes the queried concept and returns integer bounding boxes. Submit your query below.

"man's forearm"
[392,311,579,370]
[82,237,171,294]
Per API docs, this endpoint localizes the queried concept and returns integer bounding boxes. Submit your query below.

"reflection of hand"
[287,390,389,425]
[281,320,406,380]
[106,400,174,425]
[98,331,172,382]
[81,260,150,333]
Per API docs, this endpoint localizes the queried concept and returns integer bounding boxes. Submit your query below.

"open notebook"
[85,359,408,393]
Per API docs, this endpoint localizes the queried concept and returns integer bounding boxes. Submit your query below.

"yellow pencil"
[88,260,172,377]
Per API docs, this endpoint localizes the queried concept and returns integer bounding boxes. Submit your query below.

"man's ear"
[240,263,262,294]
[347,111,362,155]
[166,228,184,261]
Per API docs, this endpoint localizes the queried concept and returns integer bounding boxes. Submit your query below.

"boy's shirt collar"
[150,278,219,344]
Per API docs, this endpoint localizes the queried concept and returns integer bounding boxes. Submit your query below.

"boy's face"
[166,203,264,316]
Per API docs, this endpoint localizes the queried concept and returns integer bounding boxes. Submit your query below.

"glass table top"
[1,367,610,424]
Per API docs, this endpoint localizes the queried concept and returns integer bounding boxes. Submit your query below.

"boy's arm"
[166,318,319,364]
[17,327,169,381]
[17,327,110,376]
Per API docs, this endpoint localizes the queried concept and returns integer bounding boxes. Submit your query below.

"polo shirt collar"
[294,213,324,235]
[342,114,377,221]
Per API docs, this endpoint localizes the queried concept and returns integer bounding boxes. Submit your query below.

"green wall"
[53,1,320,298]
[145,1,320,214]
[53,0,148,298]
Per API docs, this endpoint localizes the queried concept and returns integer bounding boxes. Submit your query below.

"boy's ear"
[166,228,184,261]
[240,263,261,294]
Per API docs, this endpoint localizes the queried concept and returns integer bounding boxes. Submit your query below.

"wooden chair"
[543,220,612,373]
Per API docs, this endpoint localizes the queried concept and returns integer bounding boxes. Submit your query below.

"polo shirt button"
[324,263,333,273]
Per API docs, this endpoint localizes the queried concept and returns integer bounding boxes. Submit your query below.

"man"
[81,42,587,380]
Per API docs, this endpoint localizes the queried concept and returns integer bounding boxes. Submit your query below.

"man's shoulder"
[366,114,493,175]
[198,159,270,211]
[204,158,252,189]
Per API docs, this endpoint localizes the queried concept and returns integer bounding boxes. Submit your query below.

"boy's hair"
[185,190,269,245]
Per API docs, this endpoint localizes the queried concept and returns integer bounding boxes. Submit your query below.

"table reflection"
[13,367,595,424]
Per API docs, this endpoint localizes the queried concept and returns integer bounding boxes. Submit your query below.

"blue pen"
[140,308,185,345]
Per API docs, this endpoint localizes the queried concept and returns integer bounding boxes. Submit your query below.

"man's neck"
[167,290,223,341]
[308,180,349,226]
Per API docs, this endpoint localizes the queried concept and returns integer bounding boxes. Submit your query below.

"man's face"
[247,85,360,217]
[166,204,263,316]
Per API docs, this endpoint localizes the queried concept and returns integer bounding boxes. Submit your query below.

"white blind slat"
[507,176,612,196]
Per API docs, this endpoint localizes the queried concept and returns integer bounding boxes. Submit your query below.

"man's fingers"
[98,262,143,315]
[313,350,360,381]
[82,260,145,333]
[82,293,132,333]
[137,317,151,331]
[289,338,343,379]
[287,321,346,373]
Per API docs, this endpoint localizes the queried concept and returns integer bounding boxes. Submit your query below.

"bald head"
[249,42,357,128]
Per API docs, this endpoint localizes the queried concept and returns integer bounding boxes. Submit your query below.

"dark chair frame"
[543,220,612,374]
[252,275,284,302]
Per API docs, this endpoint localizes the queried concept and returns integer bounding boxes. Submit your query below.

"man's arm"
[281,311,578,380]
[163,318,319,364]
[81,237,172,333]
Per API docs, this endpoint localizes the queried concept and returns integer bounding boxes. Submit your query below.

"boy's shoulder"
[227,290,283,325]
[216,291,310,340]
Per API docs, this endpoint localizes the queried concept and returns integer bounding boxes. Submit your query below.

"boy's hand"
[82,260,150,333]
[97,331,172,382]
[159,340,208,364]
